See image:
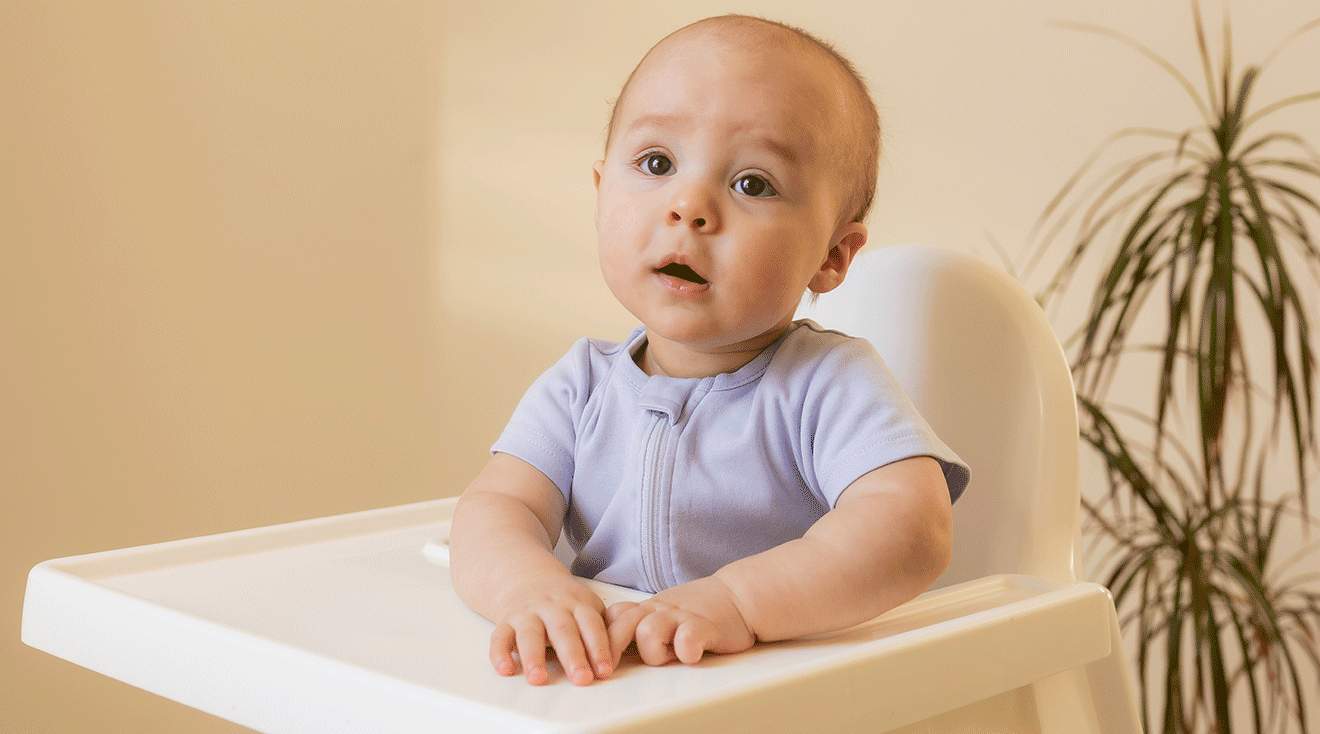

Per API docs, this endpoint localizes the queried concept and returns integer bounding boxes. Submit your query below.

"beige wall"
[2,3,444,732]
[4,1,1317,732]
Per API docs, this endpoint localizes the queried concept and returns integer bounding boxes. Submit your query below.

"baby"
[449,14,969,687]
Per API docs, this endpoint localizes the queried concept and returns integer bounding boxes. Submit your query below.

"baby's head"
[593,16,881,376]
[606,16,880,226]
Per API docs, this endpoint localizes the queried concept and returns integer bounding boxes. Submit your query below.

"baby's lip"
[654,257,710,286]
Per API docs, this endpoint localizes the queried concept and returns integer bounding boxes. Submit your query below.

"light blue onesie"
[491,320,970,594]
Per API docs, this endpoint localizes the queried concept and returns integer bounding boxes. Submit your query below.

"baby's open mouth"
[657,263,709,285]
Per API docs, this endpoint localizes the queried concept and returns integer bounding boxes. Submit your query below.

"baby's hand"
[490,575,614,686]
[606,576,755,666]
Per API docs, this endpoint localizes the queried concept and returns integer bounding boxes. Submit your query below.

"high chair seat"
[23,244,1142,733]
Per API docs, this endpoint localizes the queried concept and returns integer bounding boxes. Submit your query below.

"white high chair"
[798,243,1143,732]
[23,244,1142,733]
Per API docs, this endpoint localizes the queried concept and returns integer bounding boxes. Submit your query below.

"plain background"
[3,1,1317,731]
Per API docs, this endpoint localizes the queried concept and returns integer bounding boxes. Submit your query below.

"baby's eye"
[733,174,776,198]
[638,153,673,176]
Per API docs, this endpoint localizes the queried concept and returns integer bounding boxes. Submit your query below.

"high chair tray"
[23,498,1114,734]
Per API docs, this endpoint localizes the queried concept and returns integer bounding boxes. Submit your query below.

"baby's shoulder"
[531,328,646,404]
[773,319,881,373]
[553,328,643,373]
[764,321,905,421]
[748,322,888,409]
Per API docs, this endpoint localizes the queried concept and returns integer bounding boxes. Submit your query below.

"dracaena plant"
[1024,4,1320,733]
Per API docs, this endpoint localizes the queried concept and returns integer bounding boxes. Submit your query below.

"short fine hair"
[604,15,881,225]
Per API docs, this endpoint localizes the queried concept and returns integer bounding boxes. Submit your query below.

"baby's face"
[594,30,863,367]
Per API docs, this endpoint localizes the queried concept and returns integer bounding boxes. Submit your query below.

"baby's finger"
[672,618,716,665]
[543,613,594,686]
[489,622,519,677]
[573,606,615,679]
[606,604,646,662]
[513,619,551,686]
[604,601,639,626]
[635,612,680,667]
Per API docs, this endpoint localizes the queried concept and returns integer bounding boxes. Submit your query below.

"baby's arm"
[448,452,615,686]
[607,456,953,665]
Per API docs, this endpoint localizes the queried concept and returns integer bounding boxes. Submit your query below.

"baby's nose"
[667,185,718,232]
[669,211,707,228]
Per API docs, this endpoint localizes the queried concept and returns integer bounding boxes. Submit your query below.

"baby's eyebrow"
[621,113,805,167]
[754,136,800,167]
[622,112,687,137]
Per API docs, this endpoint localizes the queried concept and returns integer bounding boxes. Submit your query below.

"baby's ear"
[808,224,867,294]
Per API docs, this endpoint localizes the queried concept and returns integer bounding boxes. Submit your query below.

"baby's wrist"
[492,569,564,611]
[705,573,757,642]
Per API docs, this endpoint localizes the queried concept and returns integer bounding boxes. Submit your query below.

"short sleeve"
[489,338,596,499]
[795,334,970,507]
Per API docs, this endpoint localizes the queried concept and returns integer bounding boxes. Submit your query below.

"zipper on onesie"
[634,367,692,594]
[637,412,670,593]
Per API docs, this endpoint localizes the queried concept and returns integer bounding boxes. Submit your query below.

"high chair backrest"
[799,244,1082,587]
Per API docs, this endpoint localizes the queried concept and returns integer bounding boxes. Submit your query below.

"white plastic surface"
[25,497,1118,734]
[24,245,1142,733]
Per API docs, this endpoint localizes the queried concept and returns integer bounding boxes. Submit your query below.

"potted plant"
[1025,4,1320,733]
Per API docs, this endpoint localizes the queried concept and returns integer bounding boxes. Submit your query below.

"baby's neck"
[636,328,787,379]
